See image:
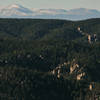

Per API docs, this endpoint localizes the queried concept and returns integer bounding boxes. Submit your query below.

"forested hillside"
[0,18,100,100]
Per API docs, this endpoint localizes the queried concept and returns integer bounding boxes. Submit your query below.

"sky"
[0,0,100,10]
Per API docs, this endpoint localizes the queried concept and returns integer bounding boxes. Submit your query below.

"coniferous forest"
[0,18,100,100]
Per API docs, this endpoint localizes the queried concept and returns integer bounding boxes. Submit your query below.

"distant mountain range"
[0,4,100,20]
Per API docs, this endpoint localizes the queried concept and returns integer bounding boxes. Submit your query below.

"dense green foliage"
[0,18,100,99]
[0,66,93,100]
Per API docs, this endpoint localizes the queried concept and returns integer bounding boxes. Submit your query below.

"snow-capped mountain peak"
[0,4,33,17]
[6,4,23,9]
[8,4,20,9]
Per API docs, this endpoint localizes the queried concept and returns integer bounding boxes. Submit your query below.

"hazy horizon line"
[0,4,100,11]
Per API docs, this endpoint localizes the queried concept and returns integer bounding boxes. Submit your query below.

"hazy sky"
[0,0,100,10]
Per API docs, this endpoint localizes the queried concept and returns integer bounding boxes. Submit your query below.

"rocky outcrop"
[51,59,86,80]
[77,27,98,43]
